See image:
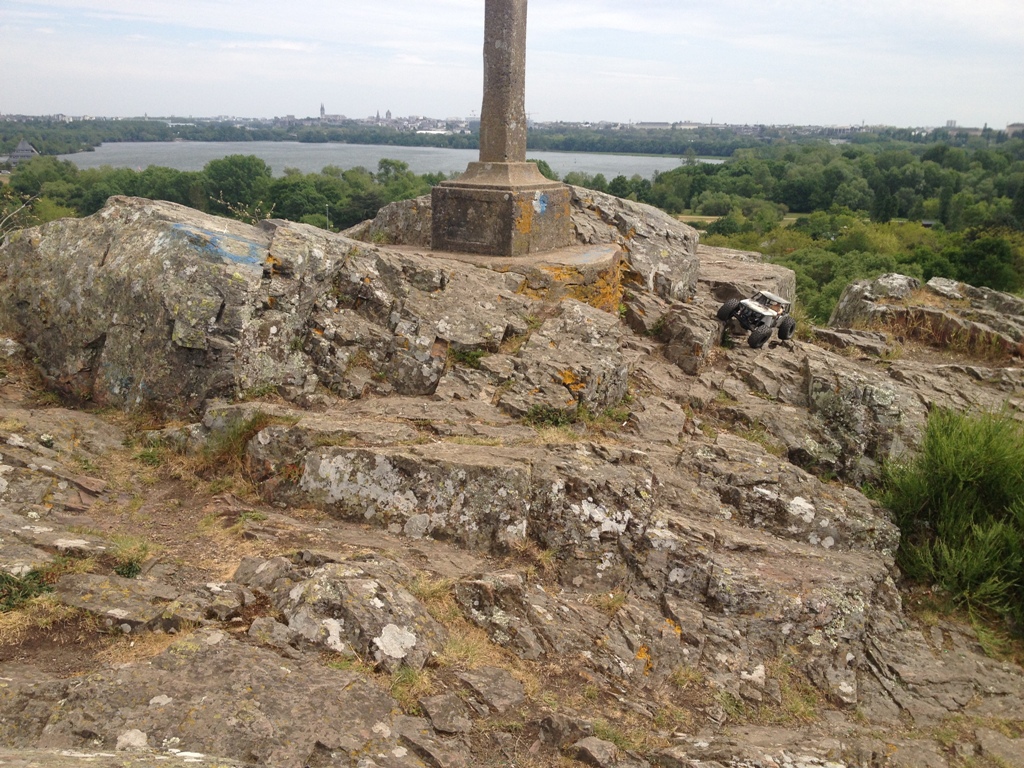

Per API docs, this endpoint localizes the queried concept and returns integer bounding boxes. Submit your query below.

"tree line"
[617,139,1024,320]
[1,154,443,235]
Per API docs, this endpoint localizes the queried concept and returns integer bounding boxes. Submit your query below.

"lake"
[57,141,720,180]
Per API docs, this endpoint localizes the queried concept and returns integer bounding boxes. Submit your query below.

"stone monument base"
[431,162,573,257]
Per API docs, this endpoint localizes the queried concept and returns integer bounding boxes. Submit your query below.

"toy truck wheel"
[716,299,740,321]
[778,316,796,341]
[748,326,772,348]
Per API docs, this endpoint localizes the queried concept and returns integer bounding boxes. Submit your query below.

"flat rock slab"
[54,573,180,632]
[0,514,110,558]
[234,556,447,672]
[977,728,1024,768]
[394,716,468,768]
[574,736,620,767]
[698,244,796,302]
[419,693,473,734]
[0,630,401,768]
[410,242,621,271]
[456,666,525,714]
[0,540,54,576]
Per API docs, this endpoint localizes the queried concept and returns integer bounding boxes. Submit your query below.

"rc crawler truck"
[716,291,796,349]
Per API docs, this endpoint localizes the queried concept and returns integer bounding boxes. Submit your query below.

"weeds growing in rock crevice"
[881,407,1024,636]
[520,402,632,436]
[447,346,489,370]
[196,411,278,477]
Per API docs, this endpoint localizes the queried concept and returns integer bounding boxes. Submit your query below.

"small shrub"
[522,405,577,428]
[882,408,1024,633]
[648,315,667,338]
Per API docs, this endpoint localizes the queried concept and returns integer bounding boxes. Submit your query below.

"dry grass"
[0,594,91,645]
[511,540,559,578]
[0,417,28,433]
[407,575,462,626]
[524,425,584,445]
[900,288,971,310]
[94,628,189,664]
[41,554,99,583]
[669,664,707,692]
[737,425,787,457]
[864,307,1017,363]
[436,623,508,671]
[591,590,628,616]
[766,657,825,724]
[444,435,504,447]
[590,710,670,754]
[323,652,377,676]
[389,665,437,713]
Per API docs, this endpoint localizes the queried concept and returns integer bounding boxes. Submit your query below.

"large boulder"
[0,194,698,418]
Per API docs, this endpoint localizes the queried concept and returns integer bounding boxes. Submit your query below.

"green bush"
[882,408,1024,632]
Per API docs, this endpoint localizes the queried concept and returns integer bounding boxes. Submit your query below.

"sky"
[1,0,1023,129]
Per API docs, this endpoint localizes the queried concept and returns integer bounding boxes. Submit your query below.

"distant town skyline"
[2,0,1022,129]
[4,111,1020,135]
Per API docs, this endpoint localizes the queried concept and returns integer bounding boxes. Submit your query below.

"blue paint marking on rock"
[170,223,267,269]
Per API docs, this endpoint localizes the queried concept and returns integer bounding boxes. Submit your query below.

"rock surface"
[0,196,1022,768]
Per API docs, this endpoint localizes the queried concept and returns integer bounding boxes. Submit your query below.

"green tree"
[204,155,273,216]
[1012,181,1024,229]
[957,236,1023,292]
[527,158,559,181]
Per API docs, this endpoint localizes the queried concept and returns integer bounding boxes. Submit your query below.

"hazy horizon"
[2,0,1022,129]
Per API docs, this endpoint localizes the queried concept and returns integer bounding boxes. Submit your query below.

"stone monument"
[431,0,573,257]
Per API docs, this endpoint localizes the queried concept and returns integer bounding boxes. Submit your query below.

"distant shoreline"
[57,141,722,179]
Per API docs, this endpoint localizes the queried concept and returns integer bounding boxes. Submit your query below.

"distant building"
[9,140,39,165]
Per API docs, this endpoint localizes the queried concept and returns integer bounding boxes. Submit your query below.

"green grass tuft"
[1,571,52,612]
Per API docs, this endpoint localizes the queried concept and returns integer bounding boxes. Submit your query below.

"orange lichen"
[636,644,653,675]
[558,368,587,393]
[515,257,626,314]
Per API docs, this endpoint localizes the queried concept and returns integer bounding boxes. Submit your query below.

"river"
[57,141,720,180]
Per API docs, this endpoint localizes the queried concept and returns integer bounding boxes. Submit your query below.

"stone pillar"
[480,0,527,164]
[431,0,573,257]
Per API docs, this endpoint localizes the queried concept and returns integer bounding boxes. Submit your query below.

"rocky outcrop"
[0,193,697,417]
[830,273,1024,358]
[1,197,1023,768]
